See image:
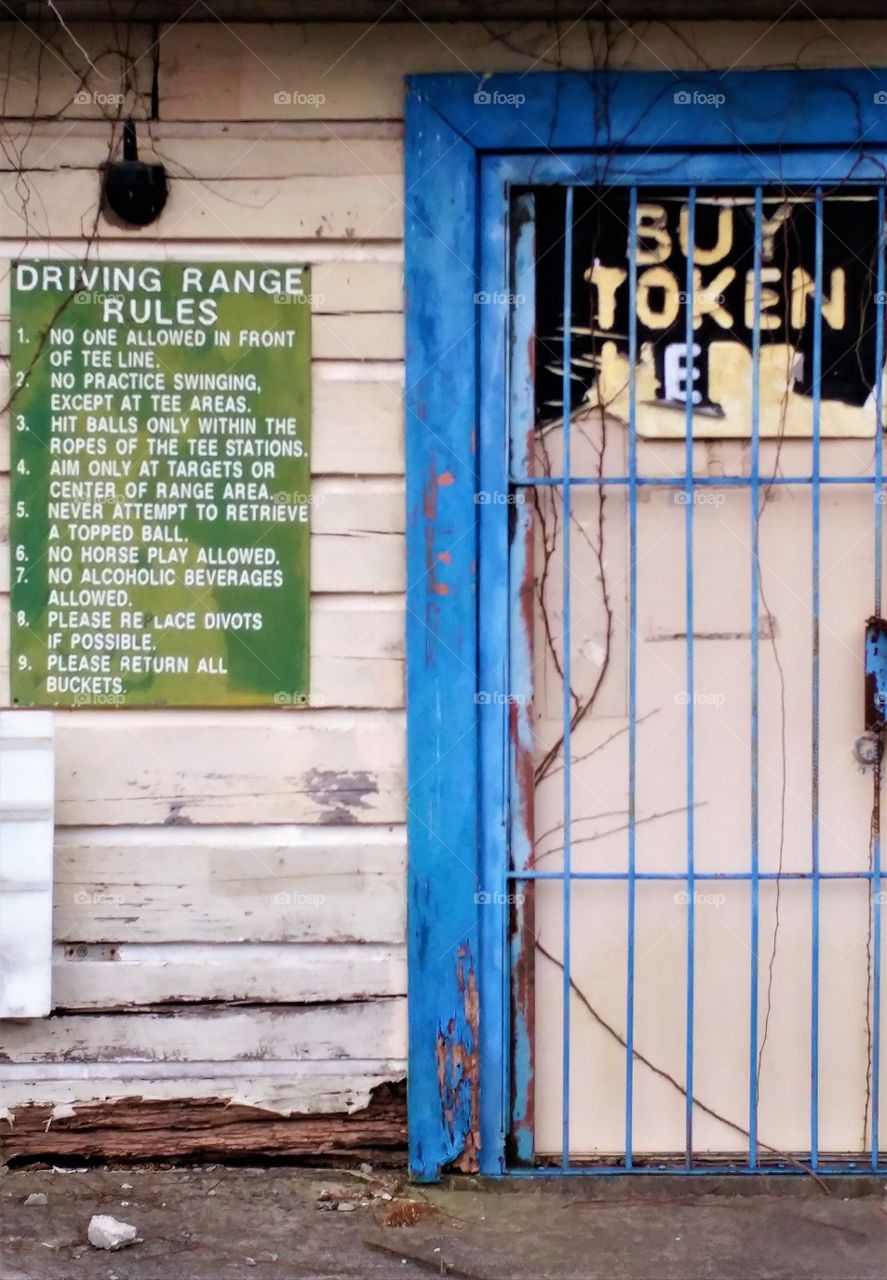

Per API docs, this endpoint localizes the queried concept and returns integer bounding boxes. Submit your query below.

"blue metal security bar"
[504,183,887,1176]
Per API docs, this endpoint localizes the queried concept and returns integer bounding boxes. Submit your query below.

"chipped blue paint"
[405,84,481,1182]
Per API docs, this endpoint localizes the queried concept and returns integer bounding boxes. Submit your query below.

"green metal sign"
[10,261,311,708]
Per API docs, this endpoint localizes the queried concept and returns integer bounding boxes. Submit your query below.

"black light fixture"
[103,119,168,227]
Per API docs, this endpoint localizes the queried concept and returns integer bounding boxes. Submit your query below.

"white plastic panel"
[0,711,54,1018]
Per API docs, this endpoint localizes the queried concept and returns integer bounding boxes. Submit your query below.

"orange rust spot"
[437,551,452,565]
[437,471,455,486]
[423,458,438,520]
[432,582,450,596]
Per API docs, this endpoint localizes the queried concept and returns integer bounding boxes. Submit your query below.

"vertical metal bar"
[748,188,763,1169]
[871,184,885,1171]
[683,188,697,1167]
[811,188,824,1172]
[561,186,574,1170]
[478,170,535,1175]
[625,185,639,1170]
[505,189,539,1168]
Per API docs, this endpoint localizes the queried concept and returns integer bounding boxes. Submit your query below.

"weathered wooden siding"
[2,13,886,1160]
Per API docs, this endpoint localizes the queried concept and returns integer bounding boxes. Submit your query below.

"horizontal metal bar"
[513,474,883,488]
[506,870,877,882]
[505,1163,887,1177]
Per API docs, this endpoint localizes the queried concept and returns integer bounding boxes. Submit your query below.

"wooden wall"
[1,13,885,1158]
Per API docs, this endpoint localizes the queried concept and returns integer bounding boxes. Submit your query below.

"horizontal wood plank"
[0,311,402,362]
[0,252,403,318]
[51,941,406,1007]
[0,170,402,240]
[312,312,403,361]
[0,1068,405,1119]
[156,22,580,120]
[52,710,405,825]
[0,127,402,180]
[0,477,405,596]
[0,1080,407,1161]
[53,825,406,943]
[0,24,153,119]
[0,1000,406,1063]
[0,362,404,476]
[0,596,403,709]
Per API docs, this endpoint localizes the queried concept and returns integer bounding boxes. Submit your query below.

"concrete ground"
[0,1165,885,1280]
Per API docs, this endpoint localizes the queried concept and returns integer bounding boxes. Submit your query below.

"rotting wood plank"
[0,1081,406,1164]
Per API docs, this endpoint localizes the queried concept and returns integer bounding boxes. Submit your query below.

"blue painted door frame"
[404,67,887,1182]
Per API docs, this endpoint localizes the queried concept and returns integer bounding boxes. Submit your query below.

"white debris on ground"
[86,1215,141,1251]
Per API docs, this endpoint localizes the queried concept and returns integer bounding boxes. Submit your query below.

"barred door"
[500,183,886,1173]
